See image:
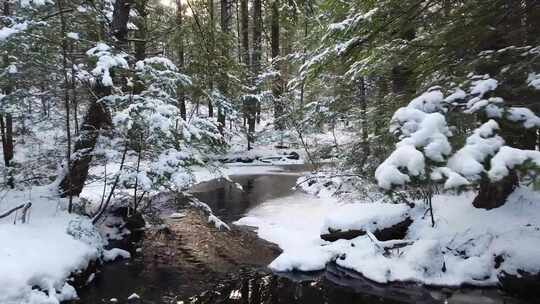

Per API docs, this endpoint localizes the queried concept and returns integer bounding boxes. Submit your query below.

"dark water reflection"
[191,264,528,304]
[191,173,301,222]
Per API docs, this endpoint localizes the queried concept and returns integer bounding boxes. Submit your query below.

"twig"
[294,173,362,188]
[92,143,128,225]
[0,202,31,220]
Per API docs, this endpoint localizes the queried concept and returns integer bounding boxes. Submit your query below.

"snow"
[431,167,470,189]
[192,163,299,185]
[444,88,466,103]
[87,43,129,86]
[321,202,410,234]
[0,186,104,304]
[67,32,80,40]
[470,78,498,97]
[208,214,231,230]
[0,22,28,41]
[527,73,540,90]
[234,192,342,271]
[169,212,186,219]
[102,248,131,262]
[447,120,504,180]
[135,57,179,72]
[237,176,540,287]
[506,107,540,128]
[20,0,53,6]
[377,88,455,189]
[327,9,378,33]
[465,97,504,116]
[488,146,540,181]
[375,145,425,189]
[407,88,445,113]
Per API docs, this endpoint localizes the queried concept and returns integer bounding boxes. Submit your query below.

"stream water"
[73,166,532,304]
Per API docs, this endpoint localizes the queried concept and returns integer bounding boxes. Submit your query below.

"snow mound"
[0,186,104,304]
[321,202,410,234]
[234,192,343,272]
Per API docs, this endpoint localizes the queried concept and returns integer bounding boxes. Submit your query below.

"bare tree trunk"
[59,103,112,197]
[473,172,518,210]
[358,77,370,171]
[240,0,254,149]
[1,2,14,189]
[0,114,14,189]
[252,0,262,125]
[281,1,296,95]
[57,0,74,211]
[133,0,148,95]
[208,0,215,118]
[2,0,8,18]
[240,0,249,66]
[235,0,242,63]
[71,60,79,136]
[133,133,143,212]
[111,0,133,43]
[271,0,284,130]
[176,0,187,120]
[218,0,231,133]
[526,0,540,45]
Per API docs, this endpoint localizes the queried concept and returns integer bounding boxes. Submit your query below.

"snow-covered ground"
[0,186,104,304]
[235,176,540,287]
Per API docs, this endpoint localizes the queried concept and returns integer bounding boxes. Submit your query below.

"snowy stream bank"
[235,173,540,300]
[2,163,537,303]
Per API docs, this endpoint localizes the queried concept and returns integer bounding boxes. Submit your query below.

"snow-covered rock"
[103,248,131,262]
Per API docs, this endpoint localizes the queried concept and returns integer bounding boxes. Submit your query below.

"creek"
[73,165,531,304]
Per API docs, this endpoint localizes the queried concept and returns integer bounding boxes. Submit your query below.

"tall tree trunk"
[240,0,254,149]
[281,0,296,95]
[1,1,14,189]
[176,0,187,120]
[111,0,133,43]
[240,0,249,66]
[57,0,74,211]
[218,0,231,133]
[59,0,131,197]
[358,77,370,171]
[208,0,215,118]
[271,0,284,130]
[526,0,540,45]
[252,0,262,124]
[133,0,148,95]
[0,114,14,189]
[235,0,242,63]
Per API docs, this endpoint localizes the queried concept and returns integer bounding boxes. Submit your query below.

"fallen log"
[321,217,413,242]
[0,202,32,222]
